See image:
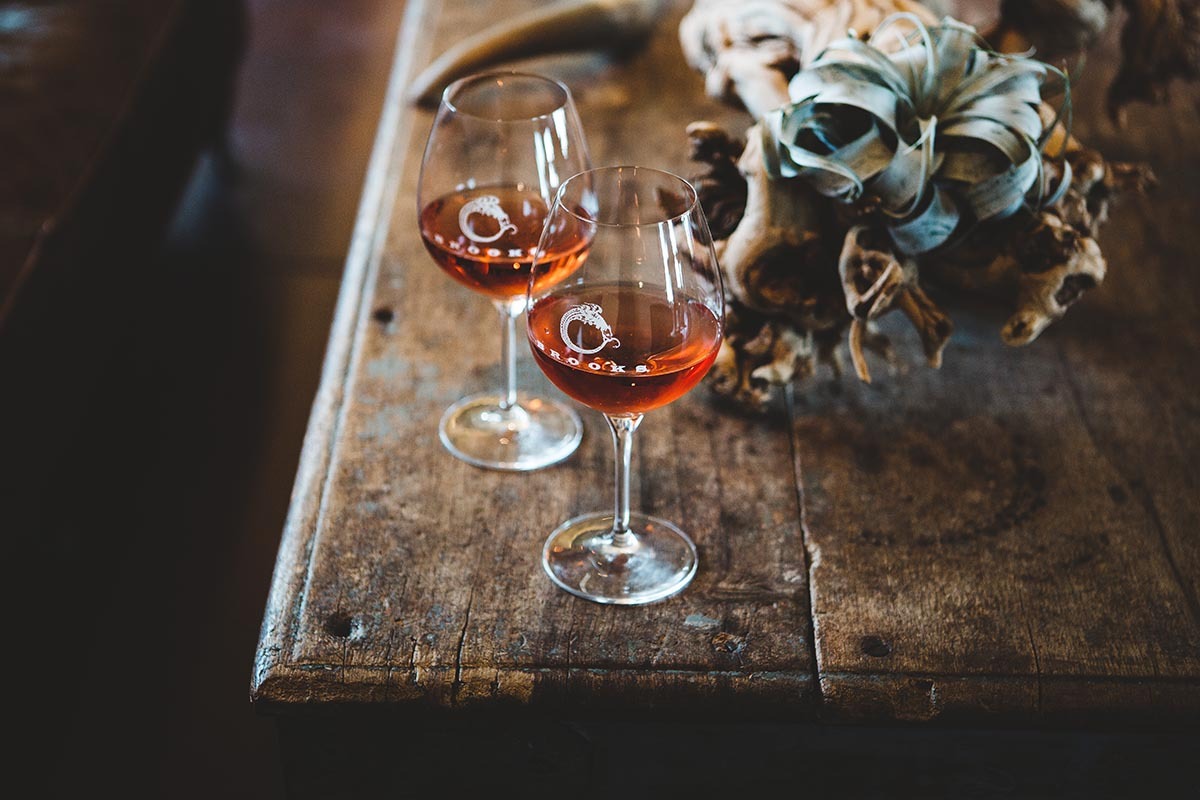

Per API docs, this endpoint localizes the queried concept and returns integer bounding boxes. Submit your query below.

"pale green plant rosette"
[762,13,1072,257]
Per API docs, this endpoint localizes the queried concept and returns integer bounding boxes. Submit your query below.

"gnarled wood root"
[839,225,952,382]
[710,301,892,408]
[991,0,1200,123]
[925,139,1155,344]
[692,122,846,333]
[679,0,938,119]
[689,117,1151,409]
[680,1,1200,124]
[709,304,817,409]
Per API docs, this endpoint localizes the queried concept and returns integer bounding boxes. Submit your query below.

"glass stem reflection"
[606,414,644,547]
[496,299,523,412]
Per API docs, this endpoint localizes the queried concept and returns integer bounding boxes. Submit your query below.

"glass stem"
[606,414,643,547]
[497,300,521,412]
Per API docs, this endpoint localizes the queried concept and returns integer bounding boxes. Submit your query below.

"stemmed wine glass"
[526,167,725,604]
[417,72,593,470]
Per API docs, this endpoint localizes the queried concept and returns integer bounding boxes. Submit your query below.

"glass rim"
[554,166,701,229]
[440,70,573,122]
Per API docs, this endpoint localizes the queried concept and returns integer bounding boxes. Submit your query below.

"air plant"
[762,15,1072,257]
[682,3,1152,408]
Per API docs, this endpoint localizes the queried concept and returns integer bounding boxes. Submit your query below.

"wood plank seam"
[451,587,476,705]
[1017,594,1044,715]
[786,384,827,711]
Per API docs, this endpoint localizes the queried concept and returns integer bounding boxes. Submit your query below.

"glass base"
[542,512,698,605]
[438,391,582,471]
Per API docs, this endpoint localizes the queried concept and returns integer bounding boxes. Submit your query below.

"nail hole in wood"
[372,307,394,324]
[326,612,355,638]
[860,634,892,658]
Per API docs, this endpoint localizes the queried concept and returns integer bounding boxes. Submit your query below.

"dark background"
[8,1,1195,796]
[22,1,407,795]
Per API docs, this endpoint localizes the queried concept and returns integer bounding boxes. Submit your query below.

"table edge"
[250,0,433,704]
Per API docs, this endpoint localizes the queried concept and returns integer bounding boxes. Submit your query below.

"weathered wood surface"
[253,0,812,714]
[254,0,1200,723]
[795,2,1200,721]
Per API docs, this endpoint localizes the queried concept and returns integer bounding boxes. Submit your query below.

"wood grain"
[255,0,1200,723]
[795,11,1200,722]
[254,0,814,714]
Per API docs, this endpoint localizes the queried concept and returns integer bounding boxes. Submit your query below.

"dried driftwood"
[991,0,1200,123]
[680,0,1157,409]
[680,0,939,119]
[682,0,1200,121]
[408,0,671,106]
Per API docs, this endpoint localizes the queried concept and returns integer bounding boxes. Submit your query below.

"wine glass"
[417,72,592,470]
[526,167,725,605]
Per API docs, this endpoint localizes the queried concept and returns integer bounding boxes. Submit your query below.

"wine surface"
[419,185,590,299]
[528,284,722,415]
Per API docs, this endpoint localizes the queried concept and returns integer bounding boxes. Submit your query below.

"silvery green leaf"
[812,38,911,97]
[945,95,1043,140]
[871,143,928,212]
[760,120,788,179]
[947,59,1046,111]
[787,70,827,103]
[931,18,982,107]
[940,118,1029,163]
[949,72,1043,115]
[827,122,895,182]
[790,63,913,110]
[889,184,960,254]
[765,111,864,195]
[963,147,1041,219]
[796,166,864,199]
[762,12,1072,257]
[938,151,991,184]
[1043,159,1073,207]
[889,42,930,92]
[806,80,902,131]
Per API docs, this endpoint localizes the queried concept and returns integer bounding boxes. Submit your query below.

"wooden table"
[253,0,1199,794]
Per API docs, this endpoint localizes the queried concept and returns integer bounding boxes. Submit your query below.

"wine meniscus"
[528,283,722,415]
[420,185,590,299]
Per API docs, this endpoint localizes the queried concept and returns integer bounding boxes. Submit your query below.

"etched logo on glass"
[560,303,621,355]
[458,195,518,243]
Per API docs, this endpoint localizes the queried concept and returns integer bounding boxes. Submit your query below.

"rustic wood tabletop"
[253,0,1199,753]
